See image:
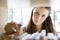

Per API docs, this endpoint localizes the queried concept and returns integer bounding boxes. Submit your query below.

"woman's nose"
[38,16,41,20]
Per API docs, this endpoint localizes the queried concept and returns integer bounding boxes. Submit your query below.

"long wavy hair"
[26,7,55,35]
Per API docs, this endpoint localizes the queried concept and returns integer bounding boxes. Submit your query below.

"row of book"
[17,30,60,40]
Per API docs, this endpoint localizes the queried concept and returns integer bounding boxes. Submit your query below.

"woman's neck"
[36,25,42,32]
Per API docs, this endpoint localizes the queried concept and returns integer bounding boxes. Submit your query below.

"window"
[8,8,32,27]
[53,11,60,32]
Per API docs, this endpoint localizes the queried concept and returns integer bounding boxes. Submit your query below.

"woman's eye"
[42,15,45,17]
[35,12,39,15]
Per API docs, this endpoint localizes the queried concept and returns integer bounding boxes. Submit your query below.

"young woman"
[26,7,55,35]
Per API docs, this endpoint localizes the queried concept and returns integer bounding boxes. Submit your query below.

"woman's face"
[32,7,49,26]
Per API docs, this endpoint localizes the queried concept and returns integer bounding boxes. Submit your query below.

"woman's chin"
[35,23,41,26]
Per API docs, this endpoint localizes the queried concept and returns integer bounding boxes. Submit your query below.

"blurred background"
[0,0,60,33]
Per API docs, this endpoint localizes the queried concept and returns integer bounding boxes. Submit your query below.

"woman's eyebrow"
[35,12,38,13]
[42,14,45,15]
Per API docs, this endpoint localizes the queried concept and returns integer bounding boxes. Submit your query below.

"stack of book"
[17,30,60,40]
